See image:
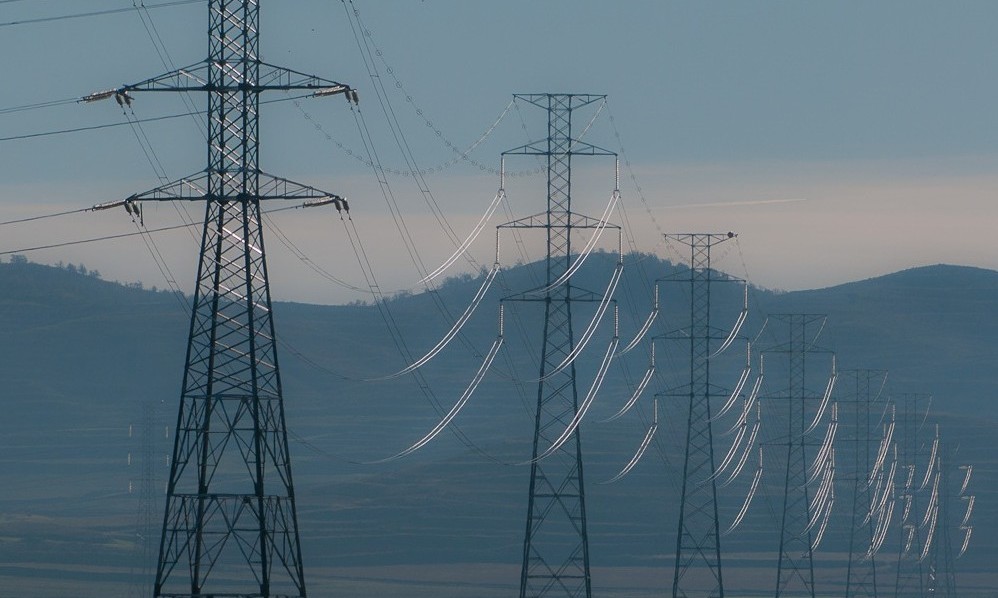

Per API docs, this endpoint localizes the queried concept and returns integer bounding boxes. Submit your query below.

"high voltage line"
[0,204,302,256]
[0,93,317,142]
[0,0,205,28]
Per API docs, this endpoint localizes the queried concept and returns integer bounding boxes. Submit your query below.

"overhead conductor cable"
[601,399,659,484]
[725,447,763,535]
[722,402,762,487]
[539,189,620,294]
[711,348,752,422]
[527,325,620,464]
[710,283,748,358]
[803,368,837,436]
[541,260,623,381]
[374,262,499,379]
[375,307,506,462]
[418,188,505,284]
[603,343,655,422]
[619,284,658,355]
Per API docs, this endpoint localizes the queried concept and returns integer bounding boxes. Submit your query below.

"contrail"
[662,198,808,210]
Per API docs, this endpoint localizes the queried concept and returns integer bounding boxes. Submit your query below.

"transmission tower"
[762,314,835,598]
[894,393,929,598]
[841,369,888,598]
[658,232,742,597]
[926,441,958,597]
[90,2,355,595]
[500,93,617,598]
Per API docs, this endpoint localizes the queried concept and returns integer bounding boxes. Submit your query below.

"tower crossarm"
[499,212,620,230]
[504,140,616,157]
[84,61,354,99]
[98,172,346,207]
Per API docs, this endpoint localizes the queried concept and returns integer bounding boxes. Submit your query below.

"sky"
[2,0,998,304]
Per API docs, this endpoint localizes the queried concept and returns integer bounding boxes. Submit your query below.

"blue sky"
[2,1,998,303]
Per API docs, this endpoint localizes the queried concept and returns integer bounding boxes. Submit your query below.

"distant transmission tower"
[500,93,618,598]
[660,232,742,598]
[762,314,836,598]
[842,369,888,598]
[89,2,355,595]
[926,441,958,597]
[894,393,929,598]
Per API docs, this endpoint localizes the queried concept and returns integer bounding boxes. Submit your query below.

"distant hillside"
[0,256,995,596]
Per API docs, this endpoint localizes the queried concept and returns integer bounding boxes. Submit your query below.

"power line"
[0,204,299,256]
[0,93,313,143]
[0,207,90,227]
[0,0,205,28]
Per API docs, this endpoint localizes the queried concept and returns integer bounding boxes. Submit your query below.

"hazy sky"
[2,1,998,303]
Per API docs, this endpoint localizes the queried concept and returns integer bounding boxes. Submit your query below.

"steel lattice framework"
[762,314,833,598]
[894,393,928,598]
[926,442,958,597]
[659,233,741,598]
[500,93,617,598]
[98,2,353,596]
[842,369,888,598]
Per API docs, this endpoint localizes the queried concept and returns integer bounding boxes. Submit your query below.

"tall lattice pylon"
[90,2,354,595]
[500,93,617,598]
[761,314,835,598]
[659,232,742,598]
[926,439,958,597]
[841,369,888,598]
[894,393,929,598]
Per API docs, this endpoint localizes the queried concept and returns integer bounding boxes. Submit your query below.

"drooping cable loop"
[958,527,973,558]
[919,500,939,562]
[869,415,896,487]
[922,467,941,529]
[961,495,976,527]
[724,447,763,535]
[810,490,835,551]
[618,284,658,355]
[418,188,505,284]
[525,335,619,465]
[710,283,748,358]
[372,311,506,463]
[722,402,762,487]
[919,428,939,491]
[960,464,974,495]
[710,345,751,422]
[724,374,763,436]
[603,344,655,422]
[601,399,659,484]
[540,261,623,381]
[538,190,619,294]
[868,496,895,557]
[372,263,499,380]
[902,524,916,555]
[802,368,837,436]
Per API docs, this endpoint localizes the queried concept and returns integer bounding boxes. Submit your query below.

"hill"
[0,256,995,596]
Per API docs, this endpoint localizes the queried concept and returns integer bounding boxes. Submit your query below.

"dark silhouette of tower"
[842,369,888,598]
[93,2,354,595]
[762,314,835,598]
[500,93,617,598]
[894,393,929,598]
[660,232,742,597]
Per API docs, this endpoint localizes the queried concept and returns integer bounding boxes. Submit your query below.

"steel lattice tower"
[842,369,887,598]
[763,314,832,598]
[96,2,354,595]
[500,93,617,598]
[926,442,958,597]
[894,393,928,598]
[659,233,740,598]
